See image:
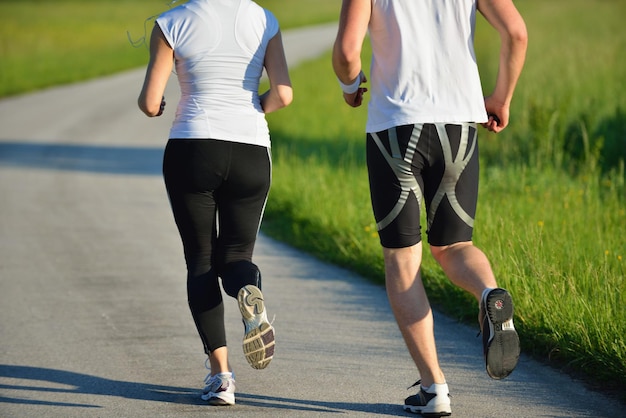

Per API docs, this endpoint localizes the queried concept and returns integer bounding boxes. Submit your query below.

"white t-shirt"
[367,0,488,133]
[156,0,279,146]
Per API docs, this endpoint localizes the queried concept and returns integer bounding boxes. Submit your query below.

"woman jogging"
[138,0,292,406]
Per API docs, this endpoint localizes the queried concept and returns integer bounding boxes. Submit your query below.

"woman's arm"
[138,23,173,117]
[260,31,293,114]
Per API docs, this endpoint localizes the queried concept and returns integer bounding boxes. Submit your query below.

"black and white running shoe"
[480,287,520,379]
[404,380,451,417]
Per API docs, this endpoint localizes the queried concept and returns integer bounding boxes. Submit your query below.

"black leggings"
[163,139,271,354]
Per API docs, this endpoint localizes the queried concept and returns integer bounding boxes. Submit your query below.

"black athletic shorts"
[366,123,479,248]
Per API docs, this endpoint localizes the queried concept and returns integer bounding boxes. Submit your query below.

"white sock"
[422,382,448,393]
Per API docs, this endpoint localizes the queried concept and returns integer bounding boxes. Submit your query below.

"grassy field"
[0,0,340,97]
[1,0,624,398]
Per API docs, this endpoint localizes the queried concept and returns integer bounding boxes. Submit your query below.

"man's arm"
[478,0,528,132]
[332,0,371,107]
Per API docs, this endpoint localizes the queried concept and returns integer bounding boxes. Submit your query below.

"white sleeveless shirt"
[156,0,279,146]
[367,0,488,133]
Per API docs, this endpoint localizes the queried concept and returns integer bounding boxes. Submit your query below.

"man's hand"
[343,73,368,107]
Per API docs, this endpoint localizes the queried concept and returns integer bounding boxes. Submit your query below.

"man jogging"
[333,0,527,415]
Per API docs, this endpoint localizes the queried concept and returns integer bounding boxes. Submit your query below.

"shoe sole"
[403,405,452,417]
[202,391,235,406]
[207,395,235,406]
[483,288,520,379]
[238,285,275,370]
[201,389,235,406]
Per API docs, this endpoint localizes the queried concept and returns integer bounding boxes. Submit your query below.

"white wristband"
[338,72,362,94]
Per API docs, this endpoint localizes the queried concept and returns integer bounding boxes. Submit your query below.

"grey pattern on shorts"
[370,123,477,235]
[370,125,424,231]
[428,123,476,231]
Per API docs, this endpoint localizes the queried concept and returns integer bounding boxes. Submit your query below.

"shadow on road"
[0,364,408,416]
[237,392,405,416]
[0,141,163,176]
[0,364,198,407]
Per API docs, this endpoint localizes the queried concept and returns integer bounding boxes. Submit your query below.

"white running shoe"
[201,372,235,406]
[237,285,275,369]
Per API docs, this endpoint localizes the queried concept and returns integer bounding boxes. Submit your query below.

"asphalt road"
[0,23,623,418]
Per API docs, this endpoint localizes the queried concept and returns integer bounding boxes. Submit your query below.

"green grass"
[1,0,624,399]
[0,0,339,97]
[475,1,626,176]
